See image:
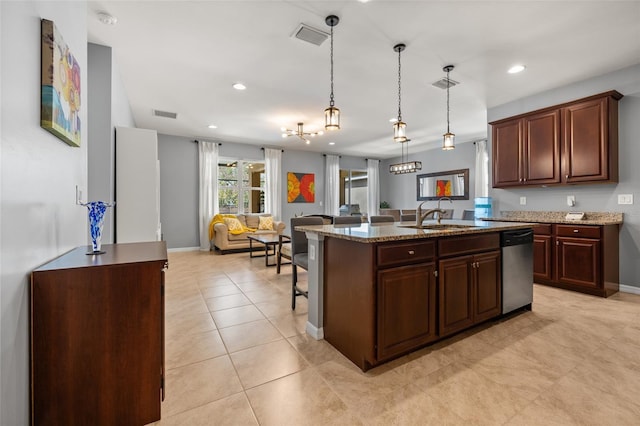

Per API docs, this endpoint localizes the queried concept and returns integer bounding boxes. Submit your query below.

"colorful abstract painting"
[288,172,315,203]
[436,179,452,197]
[41,19,81,147]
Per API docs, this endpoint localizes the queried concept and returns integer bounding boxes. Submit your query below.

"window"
[339,169,368,216]
[218,159,265,214]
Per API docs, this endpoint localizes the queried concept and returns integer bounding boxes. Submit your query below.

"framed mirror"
[417,168,469,201]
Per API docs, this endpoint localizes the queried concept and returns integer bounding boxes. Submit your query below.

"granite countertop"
[296,220,535,243]
[483,211,623,226]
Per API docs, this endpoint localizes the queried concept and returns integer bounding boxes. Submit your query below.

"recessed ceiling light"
[329,142,335,145]
[232,83,246,90]
[97,12,117,25]
[508,64,526,74]
[208,124,217,129]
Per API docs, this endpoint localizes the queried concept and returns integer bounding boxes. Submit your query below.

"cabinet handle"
[556,240,559,246]
[573,229,579,233]
[408,250,415,255]
[566,175,569,179]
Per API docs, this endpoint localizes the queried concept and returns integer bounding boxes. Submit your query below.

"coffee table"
[247,234,281,267]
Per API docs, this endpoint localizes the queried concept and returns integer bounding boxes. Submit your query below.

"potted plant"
[379,201,390,209]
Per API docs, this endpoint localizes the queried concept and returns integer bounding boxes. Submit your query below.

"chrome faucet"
[416,201,447,226]
[437,197,452,211]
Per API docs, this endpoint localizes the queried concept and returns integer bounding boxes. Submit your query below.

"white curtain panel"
[475,140,489,198]
[367,159,380,217]
[264,148,282,220]
[198,141,218,251]
[324,154,340,216]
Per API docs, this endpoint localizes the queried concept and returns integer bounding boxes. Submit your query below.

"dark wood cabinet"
[31,242,168,426]
[438,234,501,337]
[533,224,618,297]
[563,96,619,183]
[491,91,622,188]
[377,262,437,361]
[533,224,552,281]
[492,110,561,188]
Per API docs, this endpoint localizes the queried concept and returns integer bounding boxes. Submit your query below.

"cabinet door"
[492,119,523,187]
[523,110,561,185]
[438,256,474,337]
[533,234,552,281]
[377,263,437,360]
[473,251,502,323]
[556,237,601,288]
[562,97,610,183]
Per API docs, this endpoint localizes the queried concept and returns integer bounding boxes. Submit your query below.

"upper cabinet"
[491,91,622,188]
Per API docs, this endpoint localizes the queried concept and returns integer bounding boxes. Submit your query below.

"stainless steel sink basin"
[398,223,475,230]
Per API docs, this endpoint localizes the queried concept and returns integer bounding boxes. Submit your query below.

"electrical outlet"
[309,244,316,261]
[519,196,526,205]
[567,195,576,207]
[618,194,634,205]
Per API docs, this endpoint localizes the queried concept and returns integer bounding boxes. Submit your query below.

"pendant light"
[393,44,407,142]
[324,15,340,131]
[389,139,422,174]
[442,65,455,150]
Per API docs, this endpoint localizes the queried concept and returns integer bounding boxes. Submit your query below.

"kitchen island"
[297,219,534,371]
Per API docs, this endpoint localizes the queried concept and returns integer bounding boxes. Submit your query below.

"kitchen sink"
[398,223,475,230]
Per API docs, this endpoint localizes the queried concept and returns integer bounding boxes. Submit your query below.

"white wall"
[1,2,88,424]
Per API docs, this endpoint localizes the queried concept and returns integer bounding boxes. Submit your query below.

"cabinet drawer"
[555,224,600,239]
[533,224,552,235]
[377,240,436,268]
[438,233,500,257]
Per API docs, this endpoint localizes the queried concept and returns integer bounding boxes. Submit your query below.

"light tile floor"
[151,250,640,425]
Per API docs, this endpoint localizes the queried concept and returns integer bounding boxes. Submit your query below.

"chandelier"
[389,139,422,174]
[324,15,340,131]
[281,122,323,145]
[442,65,456,150]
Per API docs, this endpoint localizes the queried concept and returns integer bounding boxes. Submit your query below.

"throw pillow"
[223,217,244,233]
[258,215,274,230]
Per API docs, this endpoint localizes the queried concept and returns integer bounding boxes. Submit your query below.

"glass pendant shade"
[443,132,455,150]
[324,106,340,130]
[393,120,407,142]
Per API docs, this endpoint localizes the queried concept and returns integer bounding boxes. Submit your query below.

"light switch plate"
[618,194,633,205]
[567,195,576,207]
[519,196,526,205]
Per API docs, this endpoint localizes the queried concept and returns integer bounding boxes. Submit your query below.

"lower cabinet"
[438,250,501,337]
[323,232,503,371]
[533,223,618,297]
[377,262,437,361]
[31,242,168,425]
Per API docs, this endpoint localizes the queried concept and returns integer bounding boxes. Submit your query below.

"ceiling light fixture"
[324,15,340,131]
[208,124,218,129]
[97,12,117,25]
[393,43,407,143]
[389,139,422,174]
[442,65,455,150]
[508,64,526,74]
[232,83,246,90]
[281,122,323,145]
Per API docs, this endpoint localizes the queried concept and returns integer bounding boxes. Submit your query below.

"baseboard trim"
[620,284,640,295]
[306,322,324,340]
[167,247,201,253]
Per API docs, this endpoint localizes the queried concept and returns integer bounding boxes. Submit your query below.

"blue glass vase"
[81,201,114,254]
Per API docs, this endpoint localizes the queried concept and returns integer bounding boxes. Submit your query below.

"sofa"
[211,213,286,254]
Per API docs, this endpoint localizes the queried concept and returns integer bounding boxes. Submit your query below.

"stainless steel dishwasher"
[501,229,534,314]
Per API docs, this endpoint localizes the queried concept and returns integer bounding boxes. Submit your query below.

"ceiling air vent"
[152,109,177,119]
[432,77,460,90]
[291,23,329,46]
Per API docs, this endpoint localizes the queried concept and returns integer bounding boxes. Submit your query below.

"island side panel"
[324,237,376,371]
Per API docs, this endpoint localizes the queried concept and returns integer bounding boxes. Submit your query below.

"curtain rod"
[261,147,284,152]
[322,154,341,157]
[193,140,221,145]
